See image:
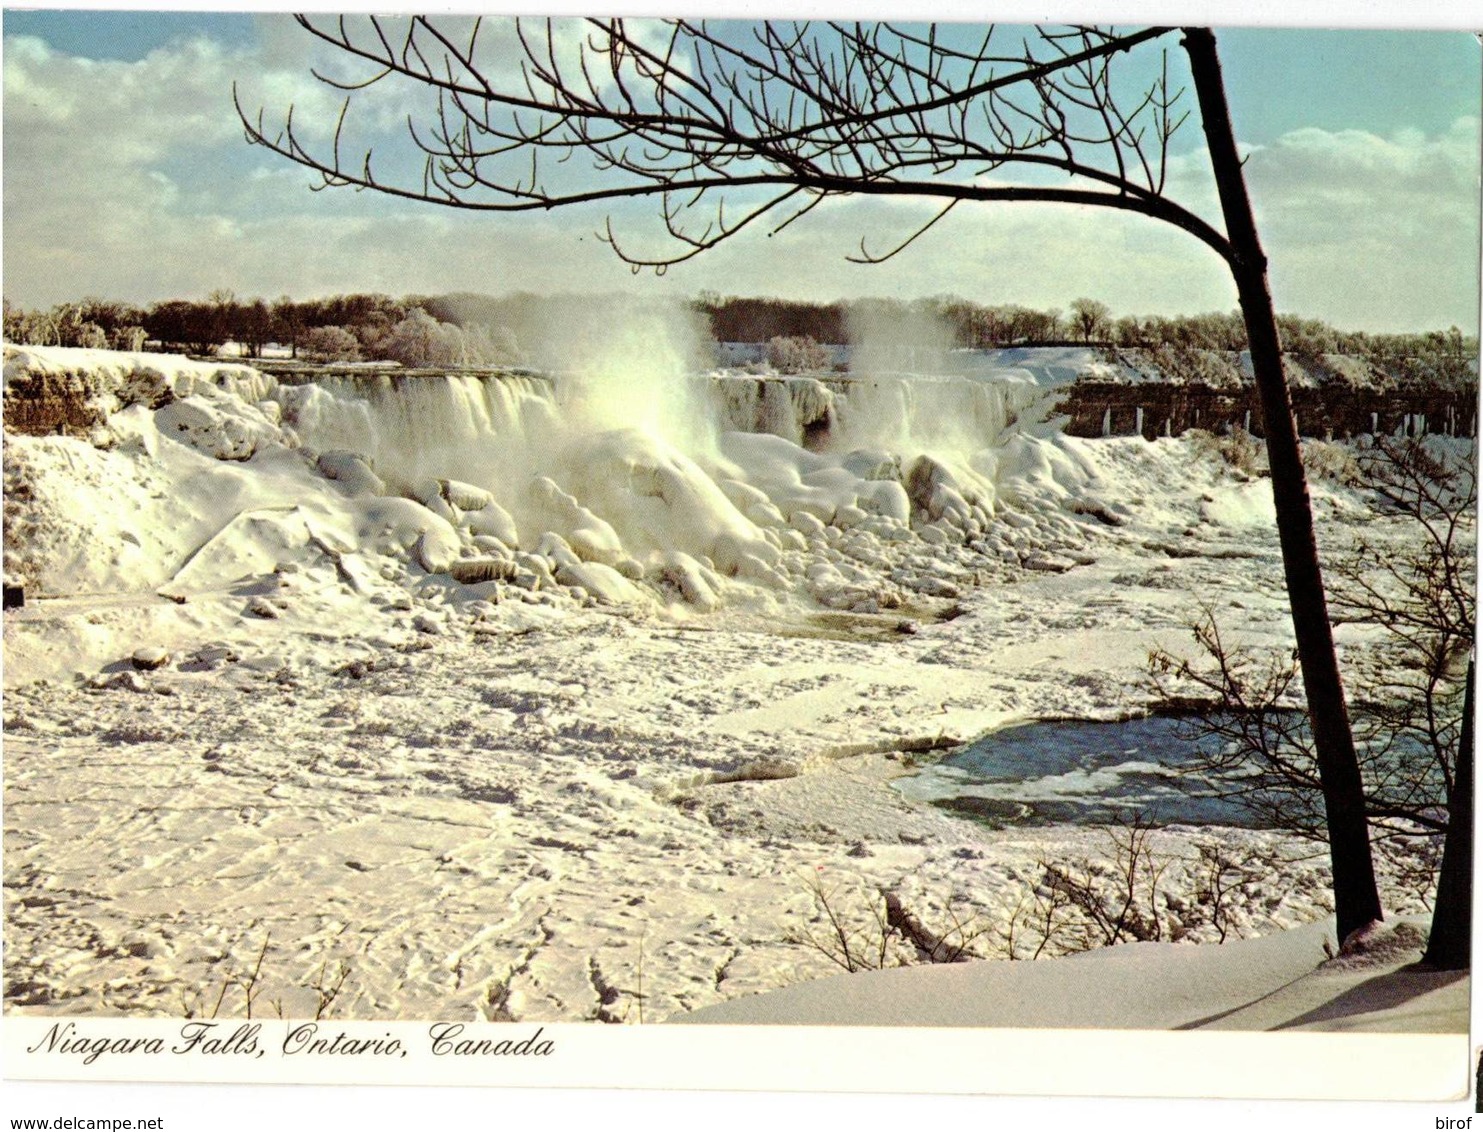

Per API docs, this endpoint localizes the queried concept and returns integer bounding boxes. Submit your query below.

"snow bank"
[674,917,1466,1032]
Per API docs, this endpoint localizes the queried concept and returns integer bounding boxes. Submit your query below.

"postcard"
[3,3,1478,1127]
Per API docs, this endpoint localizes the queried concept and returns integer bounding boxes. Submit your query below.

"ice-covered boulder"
[553,560,647,606]
[465,500,520,547]
[130,646,170,671]
[528,476,624,566]
[841,448,903,482]
[440,479,494,512]
[661,551,722,610]
[855,481,912,524]
[449,557,518,584]
[156,393,280,461]
[317,450,386,496]
[904,455,995,528]
[535,531,581,570]
[414,526,460,574]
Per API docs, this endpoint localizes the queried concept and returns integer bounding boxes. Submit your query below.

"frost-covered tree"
[241,19,1385,939]
[3,302,56,346]
[109,325,148,352]
[376,308,466,368]
[73,321,108,350]
[767,334,831,374]
[302,324,362,362]
[1070,298,1112,344]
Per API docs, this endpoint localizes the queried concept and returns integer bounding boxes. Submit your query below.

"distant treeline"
[3,291,1476,383]
[1,292,520,369]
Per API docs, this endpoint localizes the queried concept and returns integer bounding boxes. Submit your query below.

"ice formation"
[2,338,1113,624]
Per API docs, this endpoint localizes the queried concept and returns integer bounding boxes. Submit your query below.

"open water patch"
[894,714,1261,828]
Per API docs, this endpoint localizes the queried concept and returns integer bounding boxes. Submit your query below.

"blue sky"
[2,9,256,58]
[3,8,1479,331]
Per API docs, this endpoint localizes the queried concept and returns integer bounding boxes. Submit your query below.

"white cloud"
[1242,118,1481,329]
[4,34,239,158]
[2,25,370,304]
[3,25,1478,335]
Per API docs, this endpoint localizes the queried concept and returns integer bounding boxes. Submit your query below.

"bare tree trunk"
[1183,28,1383,942]
[1424,658,1472,969]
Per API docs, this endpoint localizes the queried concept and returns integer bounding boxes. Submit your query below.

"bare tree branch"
[239,19,1229,269]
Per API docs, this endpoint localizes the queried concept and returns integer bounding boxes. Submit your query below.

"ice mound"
[3,343,1130,646]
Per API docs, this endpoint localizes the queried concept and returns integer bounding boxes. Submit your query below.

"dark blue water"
[895,715,1260,828]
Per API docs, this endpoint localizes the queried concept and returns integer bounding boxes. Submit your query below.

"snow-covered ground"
[1,342,1466,1032]
[679,916,1466,1031]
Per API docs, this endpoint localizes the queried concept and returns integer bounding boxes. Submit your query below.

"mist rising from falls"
[539,299,715,455]
[846,298,955,378]
[707,372,1037,457]
[279,313,1042,527]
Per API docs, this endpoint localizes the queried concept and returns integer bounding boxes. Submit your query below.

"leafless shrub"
[787,870,995,972]
[787,871,902,973]
[883,891,997,964]
[1149,437,1474,843]
[1189,425,1266,478]
[180,932,355,1021]
[312,955,352,1020]
[1373,834,1446,913]
[1187,842,1247,943]
[1037,815,1172,948]
[1300,438,1362,485]
[997,877,1079,960]
[182,933,272,1021]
